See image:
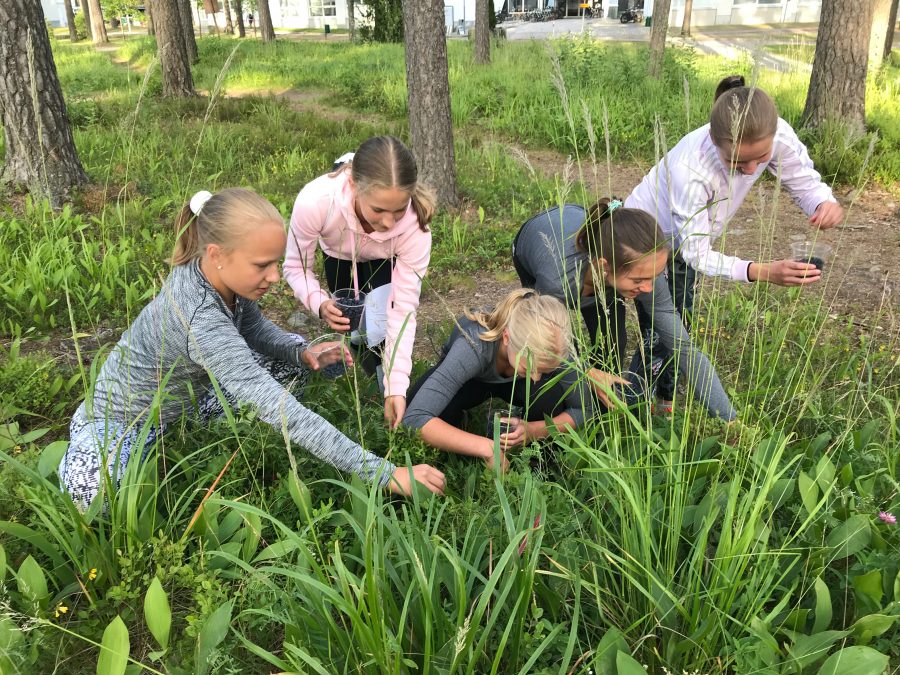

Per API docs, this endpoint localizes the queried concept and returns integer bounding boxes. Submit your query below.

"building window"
[310,0,337,16]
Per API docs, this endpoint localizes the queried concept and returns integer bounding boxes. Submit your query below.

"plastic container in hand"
[486,405,523,438]
[332,289,367,331]
[790,241,833,272]
[307,333,347,379]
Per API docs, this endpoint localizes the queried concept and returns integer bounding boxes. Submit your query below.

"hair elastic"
[607,198,623,214]
[189,190,214,215]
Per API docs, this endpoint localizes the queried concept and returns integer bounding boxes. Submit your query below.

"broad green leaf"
[894,569,900,603]
[0,543,6,582]
[288,472,312,523]
[0,616,23,651]
[786,630,848,670]
[850,614,898,645]
[615,650,647,674]
[838,463,853,487]
[37,440,69,478]
[195,600,232,675]
[813,577,832,633]
[593,628,628,673]
[241,513,262,561]
[768,478,795,510]
[798,472,818,516]
[826,515,871,559]
[97,615,129,675]
[817,645,889,675]
[814,455,836,490]
[143,577,171,650]
[16,555,48,605]
[253,539,299,563]
[851,569,883,608]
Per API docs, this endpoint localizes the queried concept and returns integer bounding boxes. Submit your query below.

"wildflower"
[88,568,97,581]
[878,511,896,525]
[54,604,68,618]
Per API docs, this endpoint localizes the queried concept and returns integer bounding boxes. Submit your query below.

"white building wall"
[666,0,821,26]
[42,0,70,27]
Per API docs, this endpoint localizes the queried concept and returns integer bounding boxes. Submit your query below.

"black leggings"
[407,364,571,429]
[322,253,394,296]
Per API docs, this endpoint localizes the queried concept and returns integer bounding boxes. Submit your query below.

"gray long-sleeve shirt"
[79,260,395,485]
[514,205,736,421]
[403,316,594,430]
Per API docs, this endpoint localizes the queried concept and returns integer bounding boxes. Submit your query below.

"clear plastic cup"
[790,241,833,272]
[332,289,367,331]
[307,333,348,379]
[486,405,524,438]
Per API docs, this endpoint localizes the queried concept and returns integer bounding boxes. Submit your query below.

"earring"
[217,265,222,270]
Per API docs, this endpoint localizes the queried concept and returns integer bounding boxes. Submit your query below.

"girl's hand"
[319,300,351,332]
[388,464,446,496]
[587,368,629,409]
[302,341,353,370]
[483,443,510,473]
[809,201,843,229]
[760,259,822,286]
[499,418,527,450]
[384,395,406,429]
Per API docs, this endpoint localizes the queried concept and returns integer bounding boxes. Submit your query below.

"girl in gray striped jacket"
[59,188,445,508]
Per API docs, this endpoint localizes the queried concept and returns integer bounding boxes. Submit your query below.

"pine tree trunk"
[233,0,245,37]
[0,0,88,206]
[257,0,275,42]
[681,0,692,37]
[870,0,897,68]
[178,0,198,63]
[401,0,458,206]
[147,2,156,35]
[802,0,872,132]
[82,0,94,39]
[150,0,196,97]
[63,0,79,40]
[348,0,355,41]
[648,0,672,77]
[474,0,491,64]
[223,0,234,34]
[88,0,109,43]
[885,0,898,59]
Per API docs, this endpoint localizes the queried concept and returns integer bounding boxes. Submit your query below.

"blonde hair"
[334,136,436,230]
[709,78,778,149]
[465,289,571,372]
[170,188,284,266]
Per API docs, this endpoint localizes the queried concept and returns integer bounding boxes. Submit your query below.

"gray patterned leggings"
[59,347,308,509]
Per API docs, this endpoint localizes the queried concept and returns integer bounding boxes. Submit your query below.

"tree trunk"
[474,0,491,64]
[233,0,245,37]
[63,0,79,41]
[871,0,898,67]
[257,0,275,42]
[150,0,196,97]
[178,0,198,63]
[802,0,873,132]
[885,0,898,59]
[82,0,93,39]
[348,0,355,41]
[223,0,234,34]
[681,0,693,37]
[87,0,109,43]
[0,0,88,206]
[648,0,672,77]
[401,0,458,206]
[146,2,156,35]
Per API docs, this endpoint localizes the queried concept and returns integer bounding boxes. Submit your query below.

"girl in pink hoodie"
[284,136,435,428]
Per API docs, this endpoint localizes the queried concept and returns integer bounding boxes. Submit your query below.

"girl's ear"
[206,243,223,266]
[501,329,510,346]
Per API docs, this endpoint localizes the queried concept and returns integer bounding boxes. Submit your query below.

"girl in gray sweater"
[59,188,445,508]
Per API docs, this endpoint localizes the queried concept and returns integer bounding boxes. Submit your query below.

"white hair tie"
[189,190,213,215]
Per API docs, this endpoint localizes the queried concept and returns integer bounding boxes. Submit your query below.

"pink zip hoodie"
[284,170,431,399]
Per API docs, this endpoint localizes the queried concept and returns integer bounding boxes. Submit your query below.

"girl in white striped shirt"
[625,75,844,411]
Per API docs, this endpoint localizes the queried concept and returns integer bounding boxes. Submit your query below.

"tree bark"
[63,0,79,41]
[257,0,275,42]
[401,0,458,206]
[178,0,198,63]
[0,0,88,206]
[87,0,109,43]
[348,0,356,41]
[802,0,873,132]
[82,0,93,39]
[681,0,693,37]
[870,0,897,68]
[233,0,245,37]
[223,0,234,34]
[885,0,898,59]
[146,2,156,35]
[149,0,196,97]
[474,0,491,63]
[648,0,672,77]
